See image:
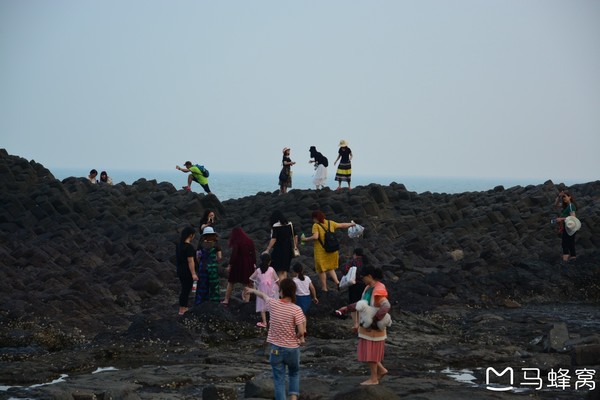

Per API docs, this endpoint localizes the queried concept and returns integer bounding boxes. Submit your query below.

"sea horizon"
[49,168,584,202]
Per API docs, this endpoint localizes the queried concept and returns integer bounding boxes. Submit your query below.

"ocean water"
[51,168,554,201]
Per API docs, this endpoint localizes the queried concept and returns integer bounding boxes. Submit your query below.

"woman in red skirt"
[339,265,390,385]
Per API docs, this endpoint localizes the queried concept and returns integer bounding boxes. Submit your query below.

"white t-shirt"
[293,276,311,296]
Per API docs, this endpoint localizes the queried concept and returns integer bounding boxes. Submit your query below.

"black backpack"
[317,221,339,253]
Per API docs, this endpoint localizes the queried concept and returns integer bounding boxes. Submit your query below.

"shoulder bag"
[290,223,300,257]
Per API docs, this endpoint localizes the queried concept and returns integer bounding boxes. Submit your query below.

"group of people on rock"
[87,169,113,185]
[175,207,390,398]
[176,140,353,197]
[280,140,354,194]
[176,210,223,312]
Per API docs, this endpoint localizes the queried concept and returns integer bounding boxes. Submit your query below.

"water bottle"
[300,233,306,245]
[191,280,198,294]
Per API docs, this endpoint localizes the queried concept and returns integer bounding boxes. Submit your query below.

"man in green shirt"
[176,161,212,194]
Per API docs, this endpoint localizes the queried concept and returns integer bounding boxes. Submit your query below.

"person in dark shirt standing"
[309,146,328,190]
[334,140,353,190]
[176,226,198,315]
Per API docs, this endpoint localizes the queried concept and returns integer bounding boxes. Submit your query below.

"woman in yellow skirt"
[301,210,356,291]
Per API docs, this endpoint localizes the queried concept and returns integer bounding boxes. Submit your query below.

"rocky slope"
[0,149,598,399]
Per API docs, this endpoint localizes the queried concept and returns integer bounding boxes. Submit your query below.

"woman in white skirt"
[309,146,328,190]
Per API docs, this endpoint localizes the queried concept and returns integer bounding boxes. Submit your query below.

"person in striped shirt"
[245,279,306,400]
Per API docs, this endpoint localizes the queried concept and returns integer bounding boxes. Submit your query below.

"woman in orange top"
[339,266,390,385]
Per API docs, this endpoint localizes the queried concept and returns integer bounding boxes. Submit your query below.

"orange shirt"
[358,281,388,341]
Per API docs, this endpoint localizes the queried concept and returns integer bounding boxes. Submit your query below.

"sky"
[1,1,599,184]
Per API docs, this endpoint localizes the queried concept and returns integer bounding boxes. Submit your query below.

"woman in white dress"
[309,146,328,190]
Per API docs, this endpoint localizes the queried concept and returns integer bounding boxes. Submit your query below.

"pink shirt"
[266,298,306,348]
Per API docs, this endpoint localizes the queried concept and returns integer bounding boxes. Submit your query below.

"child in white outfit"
[292,263,318,340]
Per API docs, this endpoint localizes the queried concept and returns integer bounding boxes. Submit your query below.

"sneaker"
[182,186,191,191]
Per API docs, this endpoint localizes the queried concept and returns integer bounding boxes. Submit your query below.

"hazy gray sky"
[1,1,599,183]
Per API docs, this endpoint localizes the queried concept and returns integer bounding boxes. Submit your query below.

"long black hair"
[259,252,271,274]
[292,263,305,281]
[199,209,215,227]
[270,210,288,226]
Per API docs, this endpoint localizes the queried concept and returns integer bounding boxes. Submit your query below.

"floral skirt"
[279,167,292,188]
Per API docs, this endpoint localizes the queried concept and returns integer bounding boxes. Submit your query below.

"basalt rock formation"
[1,149,598,399]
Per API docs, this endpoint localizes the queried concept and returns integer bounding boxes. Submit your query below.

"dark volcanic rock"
[1,149,599,399]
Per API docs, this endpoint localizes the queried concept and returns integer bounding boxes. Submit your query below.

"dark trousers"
[561,231,576,257]
[178,265,194,307]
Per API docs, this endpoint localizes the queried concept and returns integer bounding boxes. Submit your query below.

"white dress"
[313,164,327,187]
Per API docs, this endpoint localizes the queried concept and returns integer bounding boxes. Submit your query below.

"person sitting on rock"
[99,171,113,185]
[87,169,98,184]
[176,161,212,194]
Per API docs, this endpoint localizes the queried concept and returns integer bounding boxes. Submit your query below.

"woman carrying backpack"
[301,210,357,292]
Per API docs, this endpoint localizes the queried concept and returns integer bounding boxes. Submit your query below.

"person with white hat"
[555,190,580,262]
[279,147,296,194]
[195,226,222,304]
[334,139,353,190]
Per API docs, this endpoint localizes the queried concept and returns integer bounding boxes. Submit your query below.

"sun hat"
[339,140,348,147]
[565,216,581,236]
[282,147,290,153]
[202,226,218,236]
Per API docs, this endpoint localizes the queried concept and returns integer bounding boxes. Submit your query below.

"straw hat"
[202,226,218,236]
[339,140,348,147]
[565,216,581,236]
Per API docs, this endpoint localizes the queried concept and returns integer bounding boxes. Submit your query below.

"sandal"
[256,322,267,328]
[220,300,229,306]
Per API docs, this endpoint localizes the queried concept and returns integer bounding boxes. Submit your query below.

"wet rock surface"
[0,149,599,399]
